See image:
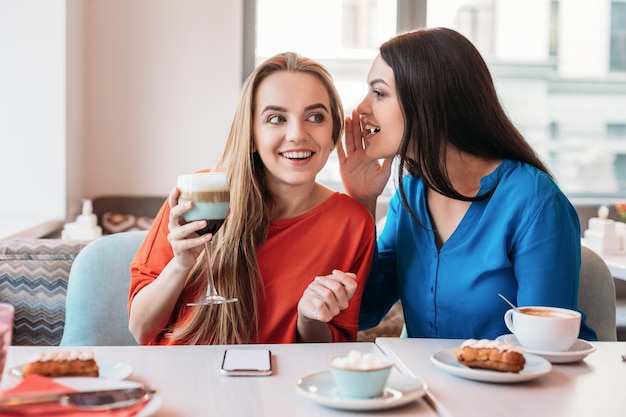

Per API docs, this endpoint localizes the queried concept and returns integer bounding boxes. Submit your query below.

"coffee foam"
[177,173,229,192]
[519,307,579,319]
[331,350,391,370]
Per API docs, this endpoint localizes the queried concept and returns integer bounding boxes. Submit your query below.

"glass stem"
[205,242,218,298]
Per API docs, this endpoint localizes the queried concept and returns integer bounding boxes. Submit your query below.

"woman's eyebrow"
[304,103,329,112]
[260,105,287,114]
[260,103,329,114]
[369,78,389,87]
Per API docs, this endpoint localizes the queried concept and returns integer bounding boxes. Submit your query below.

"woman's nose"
[286,120,307,142]
[356,96,369,116]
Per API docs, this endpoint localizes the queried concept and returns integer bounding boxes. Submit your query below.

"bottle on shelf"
[61,199,103,240]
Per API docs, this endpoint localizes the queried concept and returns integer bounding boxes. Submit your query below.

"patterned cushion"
[101,212,154,235]
[0,239,87,345]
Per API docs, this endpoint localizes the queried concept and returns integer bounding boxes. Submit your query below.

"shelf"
[0,217,64,240]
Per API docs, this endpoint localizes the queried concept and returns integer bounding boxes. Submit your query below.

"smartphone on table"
[220,349,272,376]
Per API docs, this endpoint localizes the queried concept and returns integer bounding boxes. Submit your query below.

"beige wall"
[1,0,243,226]
[67,0,86,221]
[76,0,243,217]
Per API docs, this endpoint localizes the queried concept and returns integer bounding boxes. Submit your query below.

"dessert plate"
[295,369,427,411]
[496,334,596,364]
[431,348,551,383]
[55,378,161,417]
[6,359,133,384]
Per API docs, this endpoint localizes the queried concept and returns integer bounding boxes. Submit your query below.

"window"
[341,0,380,49]
[550,121,560,141]
[455,1,494,54]
[253,0,626,196]
[254,0,397,195]
[611,1,626,72]
[608,123,626,139]
[549,0,559,57]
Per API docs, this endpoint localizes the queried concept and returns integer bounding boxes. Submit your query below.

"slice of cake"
[455,339,525,373]
[21,351,99,378]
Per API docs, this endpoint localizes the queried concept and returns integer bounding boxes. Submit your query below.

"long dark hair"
[380,27,550,211]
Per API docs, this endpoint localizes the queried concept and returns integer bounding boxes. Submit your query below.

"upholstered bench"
[0,239,88,345]
[0,232,404,346]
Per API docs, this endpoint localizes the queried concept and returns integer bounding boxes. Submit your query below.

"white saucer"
[295,369,427,411]
[431,348,551,383]
[54,378,161,417]
[496,334,596,363]
[6,359,133,384]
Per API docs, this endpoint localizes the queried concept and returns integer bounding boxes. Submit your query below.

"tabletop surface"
[4,339,624,417]
[1,342,437,417]
[375,337,626,417]
[600,252,626,280]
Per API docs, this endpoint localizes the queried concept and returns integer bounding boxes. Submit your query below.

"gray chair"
[60,230,147,346]
[578,245,617,341]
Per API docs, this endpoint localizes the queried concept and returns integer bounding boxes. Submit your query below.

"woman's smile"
[253,71,334,188]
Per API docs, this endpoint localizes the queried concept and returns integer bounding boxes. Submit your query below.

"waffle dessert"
[21,351,99,378]
[455,339,525,373]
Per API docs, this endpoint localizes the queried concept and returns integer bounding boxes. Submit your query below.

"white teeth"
[365,125,380,134]
[282,151,312,159]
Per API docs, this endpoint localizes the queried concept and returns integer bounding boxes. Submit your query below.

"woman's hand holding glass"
[167,187,212,271]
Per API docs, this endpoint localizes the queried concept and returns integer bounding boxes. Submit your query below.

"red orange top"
[128,192,375,344]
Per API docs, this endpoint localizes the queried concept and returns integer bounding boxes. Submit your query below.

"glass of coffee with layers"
[177,171,238,305]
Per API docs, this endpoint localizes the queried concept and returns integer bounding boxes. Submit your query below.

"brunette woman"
[338,28,596,340]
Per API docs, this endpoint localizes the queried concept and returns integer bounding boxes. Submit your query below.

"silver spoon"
[498,293,517,310]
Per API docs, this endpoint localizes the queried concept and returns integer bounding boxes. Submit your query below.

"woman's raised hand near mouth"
[337,109,393,216]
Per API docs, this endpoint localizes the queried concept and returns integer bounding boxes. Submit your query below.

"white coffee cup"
[504,306,581,352]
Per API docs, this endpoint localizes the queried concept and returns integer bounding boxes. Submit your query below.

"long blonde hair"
[168,52,344,344]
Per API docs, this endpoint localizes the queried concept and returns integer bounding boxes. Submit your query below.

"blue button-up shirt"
[360,159,597,341]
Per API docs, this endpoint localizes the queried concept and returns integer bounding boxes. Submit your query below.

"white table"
[599,253,626,281]
[376,337,626,417]
[1,343,437,417]
[581,239,626,281]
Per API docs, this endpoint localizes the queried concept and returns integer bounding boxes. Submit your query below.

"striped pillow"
[0,239,87,345]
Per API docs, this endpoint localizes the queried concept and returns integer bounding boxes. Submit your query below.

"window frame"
[245,0,626,204]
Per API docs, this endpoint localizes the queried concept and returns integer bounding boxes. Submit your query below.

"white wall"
[0,0,67,222]
[0,0,244,229]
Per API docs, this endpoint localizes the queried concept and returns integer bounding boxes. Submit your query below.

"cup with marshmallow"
[329,350,393,398]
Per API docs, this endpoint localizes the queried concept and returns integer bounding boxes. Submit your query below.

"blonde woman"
[128,52,375,345]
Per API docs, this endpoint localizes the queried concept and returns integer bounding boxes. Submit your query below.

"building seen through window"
[255,0,626,197]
